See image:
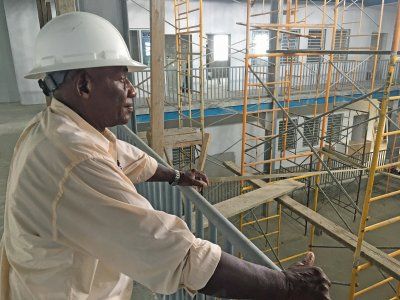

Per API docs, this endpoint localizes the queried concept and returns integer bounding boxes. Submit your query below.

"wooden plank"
[55,0,76,15]
[224,162,400,279]
[169,132,202,148]
[139,127,202,148]
[223,160,268,188]
[197,132,210,171]
[320,147,364,168]
[209,168,366,184]
[139,127,198,140]
[188,180,303,230]
[150,0,165,155]
[164,127,198,136]
[321,147,394,178]
[277,195,400,281]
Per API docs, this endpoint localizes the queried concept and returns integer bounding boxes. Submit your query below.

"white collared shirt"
[0,99,221,299]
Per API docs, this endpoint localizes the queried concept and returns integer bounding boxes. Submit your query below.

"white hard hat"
[25,12,147,79]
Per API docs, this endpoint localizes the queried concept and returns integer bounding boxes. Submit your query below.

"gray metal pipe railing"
[132,59,400,108]
[116,125,280,271]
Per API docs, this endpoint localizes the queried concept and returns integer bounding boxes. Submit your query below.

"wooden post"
[35,0,75,106]
[35,0,52,28]
[197,132,210,171]
[150,0,165,156]
[55,0,76,15]
[35,0,54,106]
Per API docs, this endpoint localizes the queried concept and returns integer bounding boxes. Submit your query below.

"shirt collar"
[50,98,117,154]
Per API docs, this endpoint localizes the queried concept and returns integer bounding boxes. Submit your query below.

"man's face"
[87,66,136,129]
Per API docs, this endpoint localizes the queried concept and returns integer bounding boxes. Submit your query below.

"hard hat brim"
[25,59,148,79]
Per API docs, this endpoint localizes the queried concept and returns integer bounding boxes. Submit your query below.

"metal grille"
[334,29,350,60]
[172,146,196,168]
[326,114,343,143]
[278,119,298,151]
[303,117,321,146]
[281,30,300,63]
[307,29,324,62]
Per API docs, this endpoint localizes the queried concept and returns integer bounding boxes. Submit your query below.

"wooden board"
[55,0,76,15]
[224,161,400,280]
[188,179,303,230]
[139,127,202,148]
[209,168,366,184]
[321,147,393,178]
[223,160,269,188]
[150,0,165,155]
[197,132,210,171]
[320,147,364,168]
[277,195,400,281]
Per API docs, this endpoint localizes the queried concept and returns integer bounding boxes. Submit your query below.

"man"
[0,12,330,299]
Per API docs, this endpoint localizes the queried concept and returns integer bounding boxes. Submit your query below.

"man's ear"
[76,71,92,99]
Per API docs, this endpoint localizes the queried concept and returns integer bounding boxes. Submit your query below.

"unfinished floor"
[0,102,399,299]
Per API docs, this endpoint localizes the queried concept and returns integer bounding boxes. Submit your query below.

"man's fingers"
[191,169,209,186]
[193,179,207,188]
[198,172,209,185]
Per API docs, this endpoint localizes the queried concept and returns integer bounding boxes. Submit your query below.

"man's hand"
[147,164,209,188]
[283,252,331,300]
[178,169,209,188]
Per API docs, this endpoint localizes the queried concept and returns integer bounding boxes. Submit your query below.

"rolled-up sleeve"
[116,140,158,183]
[53,156,221,294]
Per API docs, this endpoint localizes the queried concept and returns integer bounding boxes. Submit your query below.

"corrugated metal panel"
[136,182,183,217]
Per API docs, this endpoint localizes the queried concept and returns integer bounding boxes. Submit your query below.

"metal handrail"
[116,124,280,270]
[132,59,400,108]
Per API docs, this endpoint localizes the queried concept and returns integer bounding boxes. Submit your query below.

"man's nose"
[126,79,136,98]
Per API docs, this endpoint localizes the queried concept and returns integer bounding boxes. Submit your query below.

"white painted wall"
[2,1,398,104]
[128,1,397,67]
[205,123,243,165]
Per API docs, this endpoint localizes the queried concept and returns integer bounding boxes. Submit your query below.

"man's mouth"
[124,103,134,112]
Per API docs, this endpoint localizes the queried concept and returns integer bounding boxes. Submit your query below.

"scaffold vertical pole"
[240,0,251,176]
[309,0,339,249]
[349,1,400,298]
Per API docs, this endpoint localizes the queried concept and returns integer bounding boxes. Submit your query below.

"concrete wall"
[2,0,129,105]
[79,0,126,37]
[0,1,19,103]
[206,123,243,165]
[3,0,42,105]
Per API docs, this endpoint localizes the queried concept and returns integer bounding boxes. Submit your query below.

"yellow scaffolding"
[173,0,206,169]
[349,1,400,298]
[237,0,400,298]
